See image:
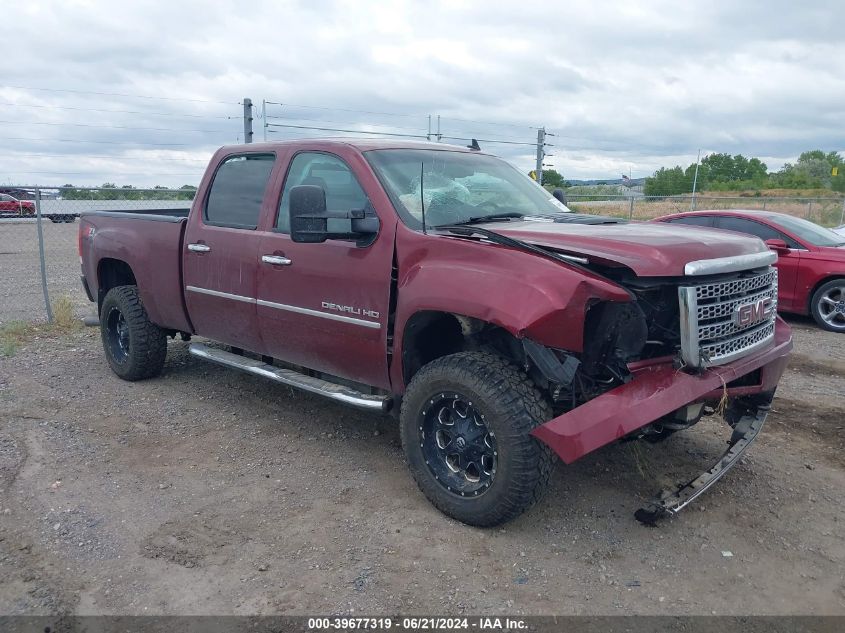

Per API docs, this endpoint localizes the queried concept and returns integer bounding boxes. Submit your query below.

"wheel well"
[401,311,522,385]
[808,275,845,312]
[97,258,136,310]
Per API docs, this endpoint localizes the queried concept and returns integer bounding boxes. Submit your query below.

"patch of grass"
[1,296,82,357]
[0,321,36,358]
[52,295,81,332]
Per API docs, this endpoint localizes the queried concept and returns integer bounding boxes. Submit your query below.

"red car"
[655,210,845,332]
[0,193,35,216]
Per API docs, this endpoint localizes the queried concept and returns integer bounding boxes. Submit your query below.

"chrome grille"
[679,267,778,368]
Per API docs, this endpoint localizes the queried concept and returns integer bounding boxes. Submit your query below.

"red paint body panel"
[79,215,192,333]
[388,223,632,391]
[654,210,845,315]
[254,145,399,388]
[492,220,771,277]
[532,318,793,464]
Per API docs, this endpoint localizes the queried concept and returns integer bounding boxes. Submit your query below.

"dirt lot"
[1,316,843,616]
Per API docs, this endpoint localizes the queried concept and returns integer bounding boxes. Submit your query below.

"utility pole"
[690,148,701,211]
[243,97,254,144]
[262,99,267,142]
[535,127,546,186]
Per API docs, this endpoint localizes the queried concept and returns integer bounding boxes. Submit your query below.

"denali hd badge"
[733,297,773,327]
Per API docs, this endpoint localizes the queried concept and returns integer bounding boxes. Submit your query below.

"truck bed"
[79,211,193,333]
[82,208,191,220]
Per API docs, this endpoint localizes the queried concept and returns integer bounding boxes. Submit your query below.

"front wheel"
[100,285,167,380]
[810,279,845,332]
[399,352,554,527]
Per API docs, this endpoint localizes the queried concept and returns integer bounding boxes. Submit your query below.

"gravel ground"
[0,316,843,616]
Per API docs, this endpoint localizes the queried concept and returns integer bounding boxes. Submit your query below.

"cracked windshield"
[367,148,571,228]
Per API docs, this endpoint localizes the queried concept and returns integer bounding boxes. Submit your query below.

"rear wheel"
[810,279,845,333]
[100,285,167,380]
[399,352,554,527]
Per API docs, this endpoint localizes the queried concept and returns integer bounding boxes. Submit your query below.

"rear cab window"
[204,153,276,229]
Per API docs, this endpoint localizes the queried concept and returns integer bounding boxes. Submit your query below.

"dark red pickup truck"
[79,139,792,526]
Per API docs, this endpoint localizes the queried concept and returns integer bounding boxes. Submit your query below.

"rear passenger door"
[183,152,276,351]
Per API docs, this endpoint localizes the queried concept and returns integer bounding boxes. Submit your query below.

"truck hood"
[488,218,770,277]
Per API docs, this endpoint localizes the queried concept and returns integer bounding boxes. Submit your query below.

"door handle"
[188,243,211,253]
[262,254,292,266]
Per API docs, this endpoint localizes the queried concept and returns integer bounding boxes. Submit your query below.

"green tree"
[774,150,843,189]
[528,168,565,187]
[644,166,690,196]
[541,169,565,187]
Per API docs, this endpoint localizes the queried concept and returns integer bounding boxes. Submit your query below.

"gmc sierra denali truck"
[79,139,792,526]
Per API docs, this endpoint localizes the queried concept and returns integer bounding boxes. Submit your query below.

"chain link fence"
[0,186,194,328]
[2,186,844,327]
[564,194,845,226]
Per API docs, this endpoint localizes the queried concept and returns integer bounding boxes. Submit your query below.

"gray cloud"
[0,0,842,186]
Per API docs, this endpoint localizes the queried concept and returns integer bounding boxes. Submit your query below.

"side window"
[666,216,714,227]
[277,152,369,233]
[716,217,782,242]
[205,154,275,229]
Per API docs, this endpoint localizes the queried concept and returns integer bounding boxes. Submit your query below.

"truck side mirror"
[289,185,329,243]
[552,188,567,204]
[289,185,380,246]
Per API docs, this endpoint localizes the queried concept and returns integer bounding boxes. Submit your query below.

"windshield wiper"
[444,212,524,227]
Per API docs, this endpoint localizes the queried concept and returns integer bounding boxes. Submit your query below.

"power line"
[0,101,233,120]
[6,152,209,162]
[265,113,427,134]
[0,84,237,105]
[1,136,196,146]
[439,135,536,147]
[265,100,544,131]
[0,120,230,134]
[265,101,425,119]
[4,170,204,176]
[266,122,428,139]
[438,115,540,131]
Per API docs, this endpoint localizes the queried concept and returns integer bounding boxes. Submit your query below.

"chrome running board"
[188,343,391,412]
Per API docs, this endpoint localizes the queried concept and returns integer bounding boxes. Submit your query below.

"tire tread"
[400,351,554,527]
[100,285,167,381]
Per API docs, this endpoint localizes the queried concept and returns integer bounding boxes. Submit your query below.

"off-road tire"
[100,285,167,380]
[400,352,554,527]
[810,278,845,333]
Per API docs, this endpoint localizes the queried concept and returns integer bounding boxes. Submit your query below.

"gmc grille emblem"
[733,297,773,327]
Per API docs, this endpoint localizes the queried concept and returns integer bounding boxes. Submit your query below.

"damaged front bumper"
[531,317,793,517]
[634,392,770,523]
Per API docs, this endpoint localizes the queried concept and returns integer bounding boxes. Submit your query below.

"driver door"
[256,150,396,389]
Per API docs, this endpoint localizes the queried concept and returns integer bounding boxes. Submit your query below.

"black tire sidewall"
[99,286,166,380]
[811,280,845,333]
[400,353,552,526]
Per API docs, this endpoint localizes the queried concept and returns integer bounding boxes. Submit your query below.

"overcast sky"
[1,0,842,187]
